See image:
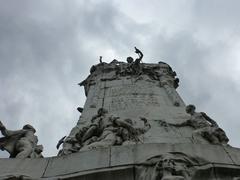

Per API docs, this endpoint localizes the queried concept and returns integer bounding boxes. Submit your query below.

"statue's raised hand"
[134,47,141,54]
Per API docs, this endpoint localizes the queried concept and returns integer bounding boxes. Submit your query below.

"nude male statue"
[172,105,229,145]
[126,47,144,75]
[0,121,43,158]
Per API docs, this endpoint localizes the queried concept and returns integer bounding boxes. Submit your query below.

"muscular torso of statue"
[189,113,212,129]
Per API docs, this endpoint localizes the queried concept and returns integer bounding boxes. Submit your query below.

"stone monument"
[0,48,240,179]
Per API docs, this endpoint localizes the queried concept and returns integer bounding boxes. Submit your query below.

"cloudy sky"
[0,0,239,157]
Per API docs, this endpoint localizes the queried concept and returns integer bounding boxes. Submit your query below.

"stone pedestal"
[0,60,239,180]
[1,144,240,179]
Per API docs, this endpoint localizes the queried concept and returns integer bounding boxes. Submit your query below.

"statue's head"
[127,57,134,63]
[185,104,196,115]
[160,157,176,172]
[23,124,36,133]
[97,108,108,116]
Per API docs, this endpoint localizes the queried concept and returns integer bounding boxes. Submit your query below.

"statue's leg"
[82,125,97,142]
[192,129,208,144]
[100,131,117,145]
[15,140,33,158]
[60,142,75,155]
[81,131,116,151]
[202,127,220,144]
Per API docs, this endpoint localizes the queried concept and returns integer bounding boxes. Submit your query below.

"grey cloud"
[192,0,240,28]
[0,0,145,157]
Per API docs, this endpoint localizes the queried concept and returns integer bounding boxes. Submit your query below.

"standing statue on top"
[0,121,43,158]
[125,47,143,75]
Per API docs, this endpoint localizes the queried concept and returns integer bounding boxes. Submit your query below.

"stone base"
[0,143,240,179]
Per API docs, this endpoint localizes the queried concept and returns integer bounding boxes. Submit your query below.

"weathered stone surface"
[213,164,240,180]
[0,143,239,179]
[171,144,233,164]
[59,59,189,148]
[0,56,238,179]
[60,60,192,155]
[110,143,234,167]
[223,146,240,165]
[55,166,134,180]
[44,148,110,178]
[190,164,216,180]
[0,158,48,178]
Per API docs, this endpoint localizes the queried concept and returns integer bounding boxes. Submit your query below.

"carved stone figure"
[132,47,143,75]
[78,113,128,150]
[81,108,109,142]
[60,107,151,152]
[160,159,185,180]
[136,152,203,180]
[0,121,43,158]
[58,108,109,155]
[57,126,82,156]
[80,117,120,150]
[173,105,229,145]
[119,117,151,145]
[80,116,151,151]
[29,144,43,158]
[134,47,144,63]
[124,47,144,75]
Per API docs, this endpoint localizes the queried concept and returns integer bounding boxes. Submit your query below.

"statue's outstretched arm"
[169,120,191,127]
[113,118,135,133]
[0,121,25,137]
[134,47,143,61]
[2,129,25,137]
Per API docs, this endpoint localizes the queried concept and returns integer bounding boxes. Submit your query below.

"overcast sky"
[0,0,239,157]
